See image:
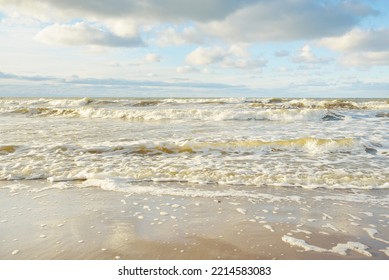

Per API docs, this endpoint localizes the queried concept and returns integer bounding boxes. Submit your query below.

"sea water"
[1,97,388,192]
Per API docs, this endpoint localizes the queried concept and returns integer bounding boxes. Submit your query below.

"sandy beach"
[1,180,388,260]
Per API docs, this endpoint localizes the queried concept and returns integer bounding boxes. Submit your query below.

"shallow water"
[1,183,388,259]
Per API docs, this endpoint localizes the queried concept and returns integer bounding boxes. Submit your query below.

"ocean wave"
[2,137,360,156]
[1,105,348,122]
[1,97,388,108]
[1,97,388,195]
[1,97,388,122]
[2,167,388,190]
[2,136,388,189]
[248,99,389,110]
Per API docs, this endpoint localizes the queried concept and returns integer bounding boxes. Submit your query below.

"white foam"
[380,247,389,257]
[264,225,275,232]
[1,97,389,194]
[291,229,312,235]
[236,208,247,215]
[331,242,372,257]
[0,183,30,192]
[360,212,374,217]
[322,213,333,220]
[282,235,372,257]
[347,214,362,221]
[11,250,19,255]
[79,178,303,202]
[282,236,327,253]
[322,223,339,232]
[363,228,389,244]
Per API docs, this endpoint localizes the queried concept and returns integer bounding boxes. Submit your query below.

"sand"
[1,181,389,260]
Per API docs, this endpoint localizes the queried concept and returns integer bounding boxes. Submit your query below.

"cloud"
[176,65,200,73]
[293,45,332,64]
[321,28,389,52]
[223,58,267,69]
[186,45,267,69]
[186,46,227,65]
[154,26,203,46]
[321,28,389,67]
[1,0,377,46]
[198,0,376,43]
[0,71,58,82]
[0,70,241,90]
[339,51,389,67]
[145,53,161,63]
[35,22,144,48]
[0,0,257,22]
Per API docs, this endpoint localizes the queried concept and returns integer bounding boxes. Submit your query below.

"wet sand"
[1,181,389,260]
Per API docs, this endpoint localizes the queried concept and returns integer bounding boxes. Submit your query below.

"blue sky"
[0,0,389,98]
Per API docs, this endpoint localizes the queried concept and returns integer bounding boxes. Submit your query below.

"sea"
[1,97,388,191]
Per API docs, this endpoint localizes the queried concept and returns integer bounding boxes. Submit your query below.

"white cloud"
[145,53,161,63]
[186,46,227,65]
[155,27,187,47]
[185,45,267,69]
[199,0,376,43]
[224,58,267,69]
[103,18,141,38]
[0,0,257,22]
[1,0,376,46]
[293,45,332,64]
[155,26,202,47]
[321,28,389,67]
[340,51,389,67]
[35,22,144,48]
[0,10,42,27]
[321,28,389,52]
[176,65,199,73]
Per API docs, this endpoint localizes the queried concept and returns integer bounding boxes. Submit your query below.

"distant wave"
[0,106,352,122]
[1,98,387,122]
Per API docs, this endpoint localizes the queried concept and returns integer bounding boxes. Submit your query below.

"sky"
[0,0,389,98]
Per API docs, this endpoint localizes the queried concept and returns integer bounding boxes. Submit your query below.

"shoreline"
[1,181,388,260]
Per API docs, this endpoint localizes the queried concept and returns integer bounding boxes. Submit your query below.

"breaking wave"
[1,97,387,122]
[2,137,359,156]
[1,106,350,122]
